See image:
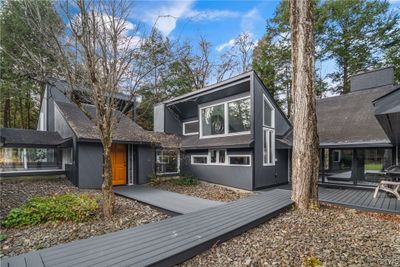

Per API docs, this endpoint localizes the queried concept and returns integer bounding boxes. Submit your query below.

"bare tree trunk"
[290,0,320,210]
[102,141,115,218]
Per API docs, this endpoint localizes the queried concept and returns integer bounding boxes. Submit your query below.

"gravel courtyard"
[182,205,400,267]
[0,178,169,257]
[151,179,252,202]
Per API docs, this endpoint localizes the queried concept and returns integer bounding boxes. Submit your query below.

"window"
[263,128,274,165]
[333,150,341,162]
[200,96,251,138]
[201,104,225,136]
[209,149,226,164]
[183,120,199,136]
[228,155,251,166]
[191,155,208,164]
[228,98,250,133]
[263,97,274,127]
[263,95,275,166]
[156,150,179,174]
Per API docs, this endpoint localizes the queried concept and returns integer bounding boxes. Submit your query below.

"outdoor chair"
[373,165,400,200]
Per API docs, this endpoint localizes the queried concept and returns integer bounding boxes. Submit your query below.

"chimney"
[350,67,394,92]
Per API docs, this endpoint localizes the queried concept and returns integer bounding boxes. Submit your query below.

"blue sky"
[132,0,400,89]
[133,0,280,61]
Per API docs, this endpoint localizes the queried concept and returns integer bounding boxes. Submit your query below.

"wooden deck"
[114,185,223,214]
[260,185,399,214]
[319,187,399,214]
[1,189,292,267]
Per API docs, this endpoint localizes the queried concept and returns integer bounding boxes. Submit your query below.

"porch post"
[320,149,325,183]
[351,148,365,185]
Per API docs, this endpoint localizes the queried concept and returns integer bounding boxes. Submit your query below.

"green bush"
[174,173,199,186]
[2,193,98,228]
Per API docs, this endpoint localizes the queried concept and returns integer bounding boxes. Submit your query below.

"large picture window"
[263,95,275,166]
[228,98,251,133]
[201,104,225,136]
[200,96,251,138]
[156,150,179,174]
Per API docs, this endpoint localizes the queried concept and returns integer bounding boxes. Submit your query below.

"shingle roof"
[55,101,180,148]
[181,134,253,150]
[316,85,397,147]
[0,128,67,147]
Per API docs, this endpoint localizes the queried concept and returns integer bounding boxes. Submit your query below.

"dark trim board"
[0,189,292,267]
[0,170,65,178]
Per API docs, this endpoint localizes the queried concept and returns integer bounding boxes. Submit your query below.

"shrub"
[148,173,161,185]
[174,173,199,186]
[2,193,98,228]
[303,256,323,267]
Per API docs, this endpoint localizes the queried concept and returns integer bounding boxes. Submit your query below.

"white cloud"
[216,38,236,52]
[240,8,262,33]
[138,1,240,36]
[185,9,240,21]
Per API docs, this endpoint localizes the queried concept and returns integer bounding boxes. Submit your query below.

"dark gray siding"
[77,142,103,189]
[164,107,182,135]
[253,75,291,189]
[181,151,253,190]
[137,146,155,184]
[350,67,394,91]
[275,149,289,184]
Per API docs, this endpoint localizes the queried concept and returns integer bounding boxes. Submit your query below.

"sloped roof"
[55,101,180,148]
[316,85,397,147]
[181,134,254,150]
[0,128,68,147]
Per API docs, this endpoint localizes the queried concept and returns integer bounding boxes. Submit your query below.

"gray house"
[154,71,292,190]
[317,67,400,187]
[0,78,179,188]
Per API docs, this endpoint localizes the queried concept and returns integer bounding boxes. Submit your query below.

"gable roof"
[316,85,397,147]
[55,101,180,148]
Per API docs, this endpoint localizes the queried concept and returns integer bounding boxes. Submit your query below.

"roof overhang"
[319,141,393,149]
[373,87,400,146]
[0,128,72,148]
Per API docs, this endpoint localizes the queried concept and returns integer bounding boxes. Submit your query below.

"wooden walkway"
[1,189,292,267]
[319,187,399,214]
[114,185,222,214]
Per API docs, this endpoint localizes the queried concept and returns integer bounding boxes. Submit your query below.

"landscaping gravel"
[0,178,169,258]
[182,205,400,267]
[152,179,252,202]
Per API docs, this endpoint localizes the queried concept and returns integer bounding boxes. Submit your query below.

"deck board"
[319,187,399,214]
[1,189,292,267]
[114,185,223,214]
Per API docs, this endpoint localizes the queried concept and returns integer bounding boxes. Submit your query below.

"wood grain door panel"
[111,144,127,185]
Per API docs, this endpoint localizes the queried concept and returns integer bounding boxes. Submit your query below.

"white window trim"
[156,150,180,175]
[191,151,251,167]
[182,120,199,136]
[227,154,252,166]
[208,149,227,165]
[263,94,275,166]
[263,95,275,128]
[199,96,251,139]
[263,128,275,166]
[191,155,208,165]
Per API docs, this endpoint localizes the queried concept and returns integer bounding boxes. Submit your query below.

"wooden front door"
[111,144,127,185]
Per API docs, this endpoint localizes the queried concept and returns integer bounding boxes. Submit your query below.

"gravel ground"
[0,178,169,257]
[152,179,252,202]
[182,205,400,267]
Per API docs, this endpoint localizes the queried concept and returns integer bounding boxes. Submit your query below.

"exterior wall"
[77,142,103,189]
[164,107,182,135]
[253,75,291,189]
[54,102,75,139]
[137,145,155,184]
[153,104,165,132]
[181,150,253,190]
